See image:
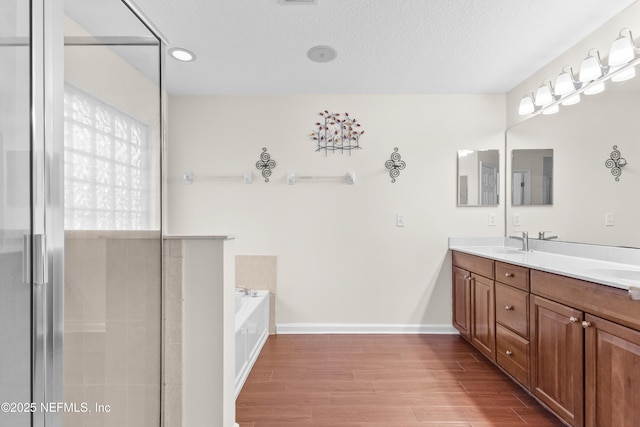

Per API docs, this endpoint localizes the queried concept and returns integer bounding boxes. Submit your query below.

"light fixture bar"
[518,28,640,118]
[519,53,640,119]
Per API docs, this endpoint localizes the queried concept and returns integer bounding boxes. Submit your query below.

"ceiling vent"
[278,0,317,5]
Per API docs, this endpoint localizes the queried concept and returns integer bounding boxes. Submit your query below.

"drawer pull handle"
[569,317,579,323]
[504,272,515,278]
[505,305,514,311]
[582,321,592,328]
[505,350,513,356]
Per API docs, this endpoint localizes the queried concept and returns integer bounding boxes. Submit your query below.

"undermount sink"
[488,247,524,255]
[586,268,640,281]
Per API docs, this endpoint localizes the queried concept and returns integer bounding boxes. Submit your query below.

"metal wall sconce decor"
[385,147,406,183]
[256,147,277,182]
[605,145,627,181]
[310,111,365,155]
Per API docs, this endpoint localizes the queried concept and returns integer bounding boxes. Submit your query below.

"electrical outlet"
[488,213,497,226]
[512,213,521,226]
[396,214,405,227]
[605,212,614,227]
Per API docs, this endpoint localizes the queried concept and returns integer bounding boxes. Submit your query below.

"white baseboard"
[275,323,459,335]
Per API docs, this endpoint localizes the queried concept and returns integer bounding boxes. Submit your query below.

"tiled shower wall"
[163,239,183,427]
[63,231,161,427]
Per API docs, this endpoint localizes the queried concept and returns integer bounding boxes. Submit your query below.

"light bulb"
[554,67,580,96]
[609,30,635,67]
[579,49,605,82]
[518,95,535,115]
[534,82,554,106]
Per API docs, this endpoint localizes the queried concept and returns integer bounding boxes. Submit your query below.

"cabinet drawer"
[496,261,529,291]
[495,282,529,338]
[532,269,640,331]
[452,251,494,279]
[496,324,529,388]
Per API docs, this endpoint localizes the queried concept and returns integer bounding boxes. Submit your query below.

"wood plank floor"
[236,334,565,427]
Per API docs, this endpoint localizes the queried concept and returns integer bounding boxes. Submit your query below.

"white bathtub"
[235,289,269,398]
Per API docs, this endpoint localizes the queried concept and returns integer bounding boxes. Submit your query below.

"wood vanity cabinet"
[451,252,495,361]
[451,251,640,427]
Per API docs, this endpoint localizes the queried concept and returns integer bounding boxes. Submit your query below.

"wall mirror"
[511,149,553,206]
[457,149,499,207]
[506,70,640,248]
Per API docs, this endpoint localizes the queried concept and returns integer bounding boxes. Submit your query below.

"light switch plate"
[605,212,614,227]
[396,214,405,227]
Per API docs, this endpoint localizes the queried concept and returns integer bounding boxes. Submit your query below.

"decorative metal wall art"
[605,145,627,181]
[385,147,406,183]
[256,147,276,182]
[310,111,364,155]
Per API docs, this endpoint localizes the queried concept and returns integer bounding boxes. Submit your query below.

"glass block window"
[64,85,152,230]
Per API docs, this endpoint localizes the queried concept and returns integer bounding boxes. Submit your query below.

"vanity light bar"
[518,28,640,117]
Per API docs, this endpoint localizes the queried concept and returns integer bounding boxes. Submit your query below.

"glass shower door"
[1,1,64,426]
[0,1,33,426]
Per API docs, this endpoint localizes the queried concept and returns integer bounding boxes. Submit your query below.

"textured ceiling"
[126,0,636,95]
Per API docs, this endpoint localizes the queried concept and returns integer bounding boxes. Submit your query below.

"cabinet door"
[471,274,495,361]
[452,266,471,339]
[584,314,640,427]
[531,296,584,427]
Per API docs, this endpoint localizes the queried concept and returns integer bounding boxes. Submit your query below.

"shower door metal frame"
[31,0,64,425]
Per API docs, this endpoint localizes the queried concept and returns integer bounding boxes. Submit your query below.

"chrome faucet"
[236,287,251,295]
[538,231,558,240]
[509,231,529,251]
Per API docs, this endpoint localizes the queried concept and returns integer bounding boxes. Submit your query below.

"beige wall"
[166,94,506,330]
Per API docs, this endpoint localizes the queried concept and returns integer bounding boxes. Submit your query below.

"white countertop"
[449,237,640,291]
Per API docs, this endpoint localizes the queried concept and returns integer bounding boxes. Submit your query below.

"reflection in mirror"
[505,0,640,249]
[506,76,640,247]
[457,149,499,207]
[511,149,553,206]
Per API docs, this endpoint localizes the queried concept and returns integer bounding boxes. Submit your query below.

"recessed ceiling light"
[307,45,337,63]
[168,47,196,62]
